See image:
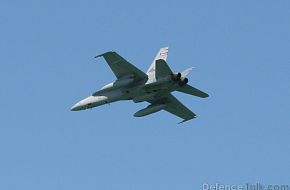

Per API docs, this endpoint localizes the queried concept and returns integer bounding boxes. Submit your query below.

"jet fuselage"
[71,47,208,123]
[71,73,185,111]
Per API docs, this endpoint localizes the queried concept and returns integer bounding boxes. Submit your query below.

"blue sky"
[0,0,289,189]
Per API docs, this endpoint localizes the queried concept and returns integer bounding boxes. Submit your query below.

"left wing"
[96,51,147,81]
[148,94,196,123]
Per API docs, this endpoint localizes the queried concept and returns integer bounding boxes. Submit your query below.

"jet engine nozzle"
[179,77,188,86]
[183,77,188,84]
[171,72,182,81]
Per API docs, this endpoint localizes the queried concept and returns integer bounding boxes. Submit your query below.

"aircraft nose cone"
[70,105,78,111]
[70,102,82,111]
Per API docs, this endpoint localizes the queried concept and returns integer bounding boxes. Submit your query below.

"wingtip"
[202,93,209,98]
[178,116,197,124]
[178,119,190,124]
[94,54,103,58]
[94,51,115,58]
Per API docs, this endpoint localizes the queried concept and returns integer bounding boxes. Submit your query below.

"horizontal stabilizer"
[177,84,209,98]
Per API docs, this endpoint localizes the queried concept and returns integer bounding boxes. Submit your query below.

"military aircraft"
[71,47,209,123]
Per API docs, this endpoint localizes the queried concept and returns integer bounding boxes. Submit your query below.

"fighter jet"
[71,47,209,123]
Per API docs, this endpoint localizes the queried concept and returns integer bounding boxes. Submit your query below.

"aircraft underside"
[71,47,209,123]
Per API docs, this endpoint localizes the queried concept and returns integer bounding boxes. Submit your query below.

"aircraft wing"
[96,51,148,80]
[148,94,196,123]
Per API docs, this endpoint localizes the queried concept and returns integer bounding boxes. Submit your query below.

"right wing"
[148,93,196,123]
[96,51,147,81]
[163,94,196,123]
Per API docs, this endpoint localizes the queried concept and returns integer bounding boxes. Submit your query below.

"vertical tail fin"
[147,47,169,74]
[146,47,169,82]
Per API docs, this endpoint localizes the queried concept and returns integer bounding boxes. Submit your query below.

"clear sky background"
[0,0,289,190]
